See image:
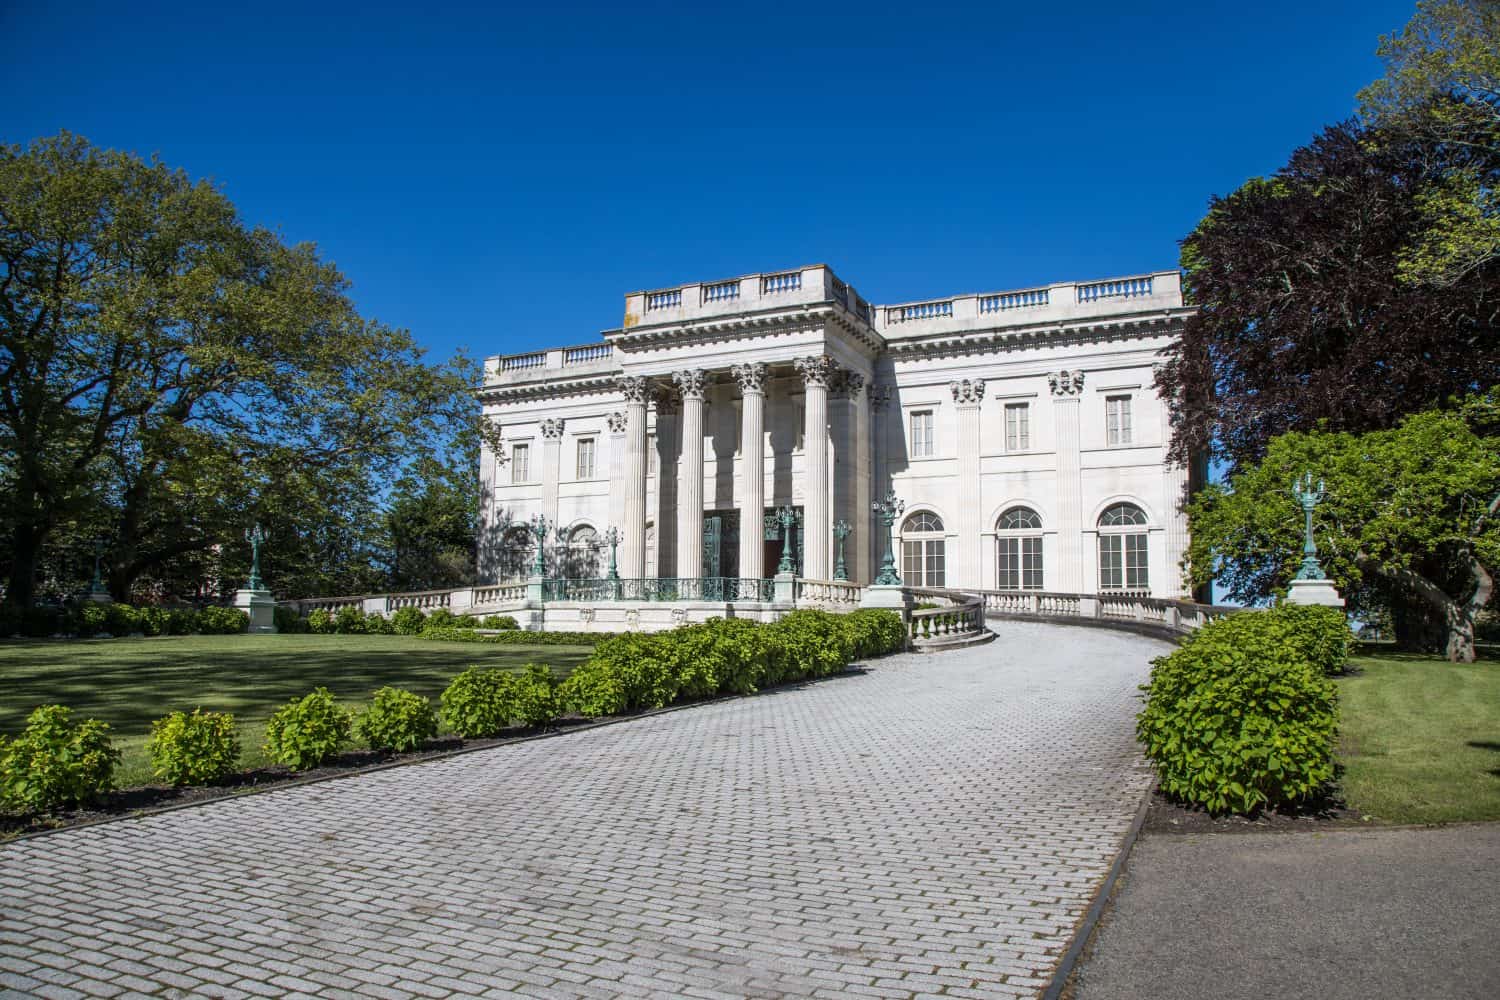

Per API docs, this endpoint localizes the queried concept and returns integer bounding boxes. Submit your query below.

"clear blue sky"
[4,0,1415,364]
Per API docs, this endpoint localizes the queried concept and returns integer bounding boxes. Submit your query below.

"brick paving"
[0,622,1166,999]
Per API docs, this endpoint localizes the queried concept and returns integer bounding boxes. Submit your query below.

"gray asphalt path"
[1071,824,1500,1000]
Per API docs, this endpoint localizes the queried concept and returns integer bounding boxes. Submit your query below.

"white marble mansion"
[478,264,1198,599]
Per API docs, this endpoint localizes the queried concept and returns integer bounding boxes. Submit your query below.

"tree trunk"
[4,522,42,609]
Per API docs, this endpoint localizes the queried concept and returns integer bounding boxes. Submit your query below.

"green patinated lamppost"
[832,520,852,582]
[602,526,622,582]
[245,523,267,591]
[1291,472,1328,580]
[527,514,551,577]
[89,539,111,599]
[776,506,799,574]
[871,490,906,586]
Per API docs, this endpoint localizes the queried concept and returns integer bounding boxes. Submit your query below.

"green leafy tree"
[0,132,489,607]
[1187,397,1499,662]
[1358,0,1500,287]
[385,454,479,592]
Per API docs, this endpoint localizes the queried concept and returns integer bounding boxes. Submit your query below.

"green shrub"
[363,612,395,635]
[146,709,241,786]
[356,687,438,752]
[480,614,519,630]
[263,688,353,770]
[510,664,561,727]
[273,605,309,634]
[390,606,426,635]
[588,632,680,711]
[137,606,172,637]
[197,606,250,635]
[76,602,109,637]
[104,603,141,636]
[1266,604,1353,676]
[422,607,461,631]
[770,609,852,680]
[333,605,367,634]
[440,667,517,738]
[0,705,121,813]
[558,660,629,717]
[846,609,907,658]
[1137,611,1339,815]
[417,627,604,646]
[164,608,196,635]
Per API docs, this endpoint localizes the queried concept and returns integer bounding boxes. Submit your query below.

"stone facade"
[479,265,1194,598]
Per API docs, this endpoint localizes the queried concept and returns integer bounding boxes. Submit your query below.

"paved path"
[0,622,1165,1000]
[1071,824,1500,1000]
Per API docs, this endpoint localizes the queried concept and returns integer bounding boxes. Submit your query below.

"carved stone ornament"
[540,418,566,439]
[1048,370,1086,397]
[794,355,838,388]
[579,607,596,624]
[625,608,640,631]
[731,362,768,395]
[843,371,866,400]
[617,375,651,404]
[673,368,709,400]
[606,412,627,434]
[671,607,688,625]
[653,387,679,416]
[949,378,986,406]
[868,384,894,411]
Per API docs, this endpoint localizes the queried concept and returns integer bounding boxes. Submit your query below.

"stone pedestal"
[773,572,797,606]
[526,575,545,605]
[233,589,278,634]
[860,584,913,613]
[1287,578,1346,608]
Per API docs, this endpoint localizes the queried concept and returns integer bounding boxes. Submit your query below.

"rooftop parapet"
[621,264,874,330]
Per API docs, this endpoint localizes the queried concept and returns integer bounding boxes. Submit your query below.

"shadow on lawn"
[1466,741,1500,778]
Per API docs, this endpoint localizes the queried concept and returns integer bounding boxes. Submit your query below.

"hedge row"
[1136,603,1349,816]
[0,609,907,816]
[1,602,249,639]
[284,605,519,636]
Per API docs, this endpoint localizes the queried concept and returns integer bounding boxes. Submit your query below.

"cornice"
[882,309,1191,362]
[609,301,886,356]
[475,372,622,405]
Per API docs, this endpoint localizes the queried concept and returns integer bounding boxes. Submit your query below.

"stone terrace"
[0,622,1164,999]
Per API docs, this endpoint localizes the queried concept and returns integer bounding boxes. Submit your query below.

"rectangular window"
[910,410,935,458]
[511,443,530,484]
[1004,403,1030,452]
[998,536,1043,590]
[576,438,596,480]
[1106,395,1133,446]
[1099,533,1150,592]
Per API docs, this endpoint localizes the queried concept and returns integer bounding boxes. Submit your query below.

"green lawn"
[1338,651,1500,824]
[0,634,592,787]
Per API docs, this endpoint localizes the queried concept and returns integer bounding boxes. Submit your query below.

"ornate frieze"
[794,355,838,388]
[1048,370,1086,397]
[606,412,627,434]
[731,362,768,395]
[672,368,709,400]
[617,375,651,404]
[949,378,986,406]
[541,418,566,439]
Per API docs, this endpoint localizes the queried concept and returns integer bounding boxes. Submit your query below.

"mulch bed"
[0,717,605,841]
[1141,786,1370,835]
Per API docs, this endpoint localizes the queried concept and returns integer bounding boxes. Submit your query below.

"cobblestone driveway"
[0,622,1165,1000]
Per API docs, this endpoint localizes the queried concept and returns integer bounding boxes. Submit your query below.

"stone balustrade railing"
[906,587,988,647]
[793,578,864,608]
[975,589,1235,637]
[488,343,615,378]
[282,584,530,617]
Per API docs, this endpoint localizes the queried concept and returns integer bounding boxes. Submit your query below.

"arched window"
[497,526,535,581]
[901,512,946,587]
[1098,503,1149,593]
[565,525,600,579]
[996,507,1043,590]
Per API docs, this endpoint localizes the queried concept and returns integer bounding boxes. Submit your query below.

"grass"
[0,634,592,787]
[1337,651,1500,824]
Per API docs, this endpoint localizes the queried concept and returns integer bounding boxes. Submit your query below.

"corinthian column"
[618,376,650,579]
[950,379,985,590]
[796,356,836,580]
[540,418,565,529]
[732,363,767,582]
[674,369,708,581]
[1049,370,1086,592]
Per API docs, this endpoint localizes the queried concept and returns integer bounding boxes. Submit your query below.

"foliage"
[274,605,309,634]
[1267,605,1354,677]
[196,607,250,635]
[509,664,561,728]
[1137,608,1340,815]
[1187,401,1498,661]
[306,608,336,634]
[390,606,426,635]
[0,705,121,813]
[1357,0,1500,287]
[417,626,605,646]
[386,456,478,592]
[0,132,492,610]
[439,667,517,738]
[1159,116,1500,473]
[355,687,438,752]
[478,615,519,630]
[421,608,469,631]
[334,606,367,634]
[263,688,353,770]
[363,612,395,635]
[145,709,241,786]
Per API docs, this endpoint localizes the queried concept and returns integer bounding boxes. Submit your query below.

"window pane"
[1099,535,1122,589]
[1005,403,1030,451]
[998,538,1018,589]
[513,445,529,484]
[1125,533,1149,589]
[1107,395,1133,446]
[903,541,920,585]
[1022,536,1043,590]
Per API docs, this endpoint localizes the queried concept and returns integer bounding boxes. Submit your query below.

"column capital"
[618,375,651,404]
[730,362,768,396]
[868,384,893,411]
[541,418,566,439]
[606,412,627,434]
[1048,369,1086,397]
[949,378,986,407]
[795,355,838,388]
[672,368,709,400]
[831,370,865,400]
